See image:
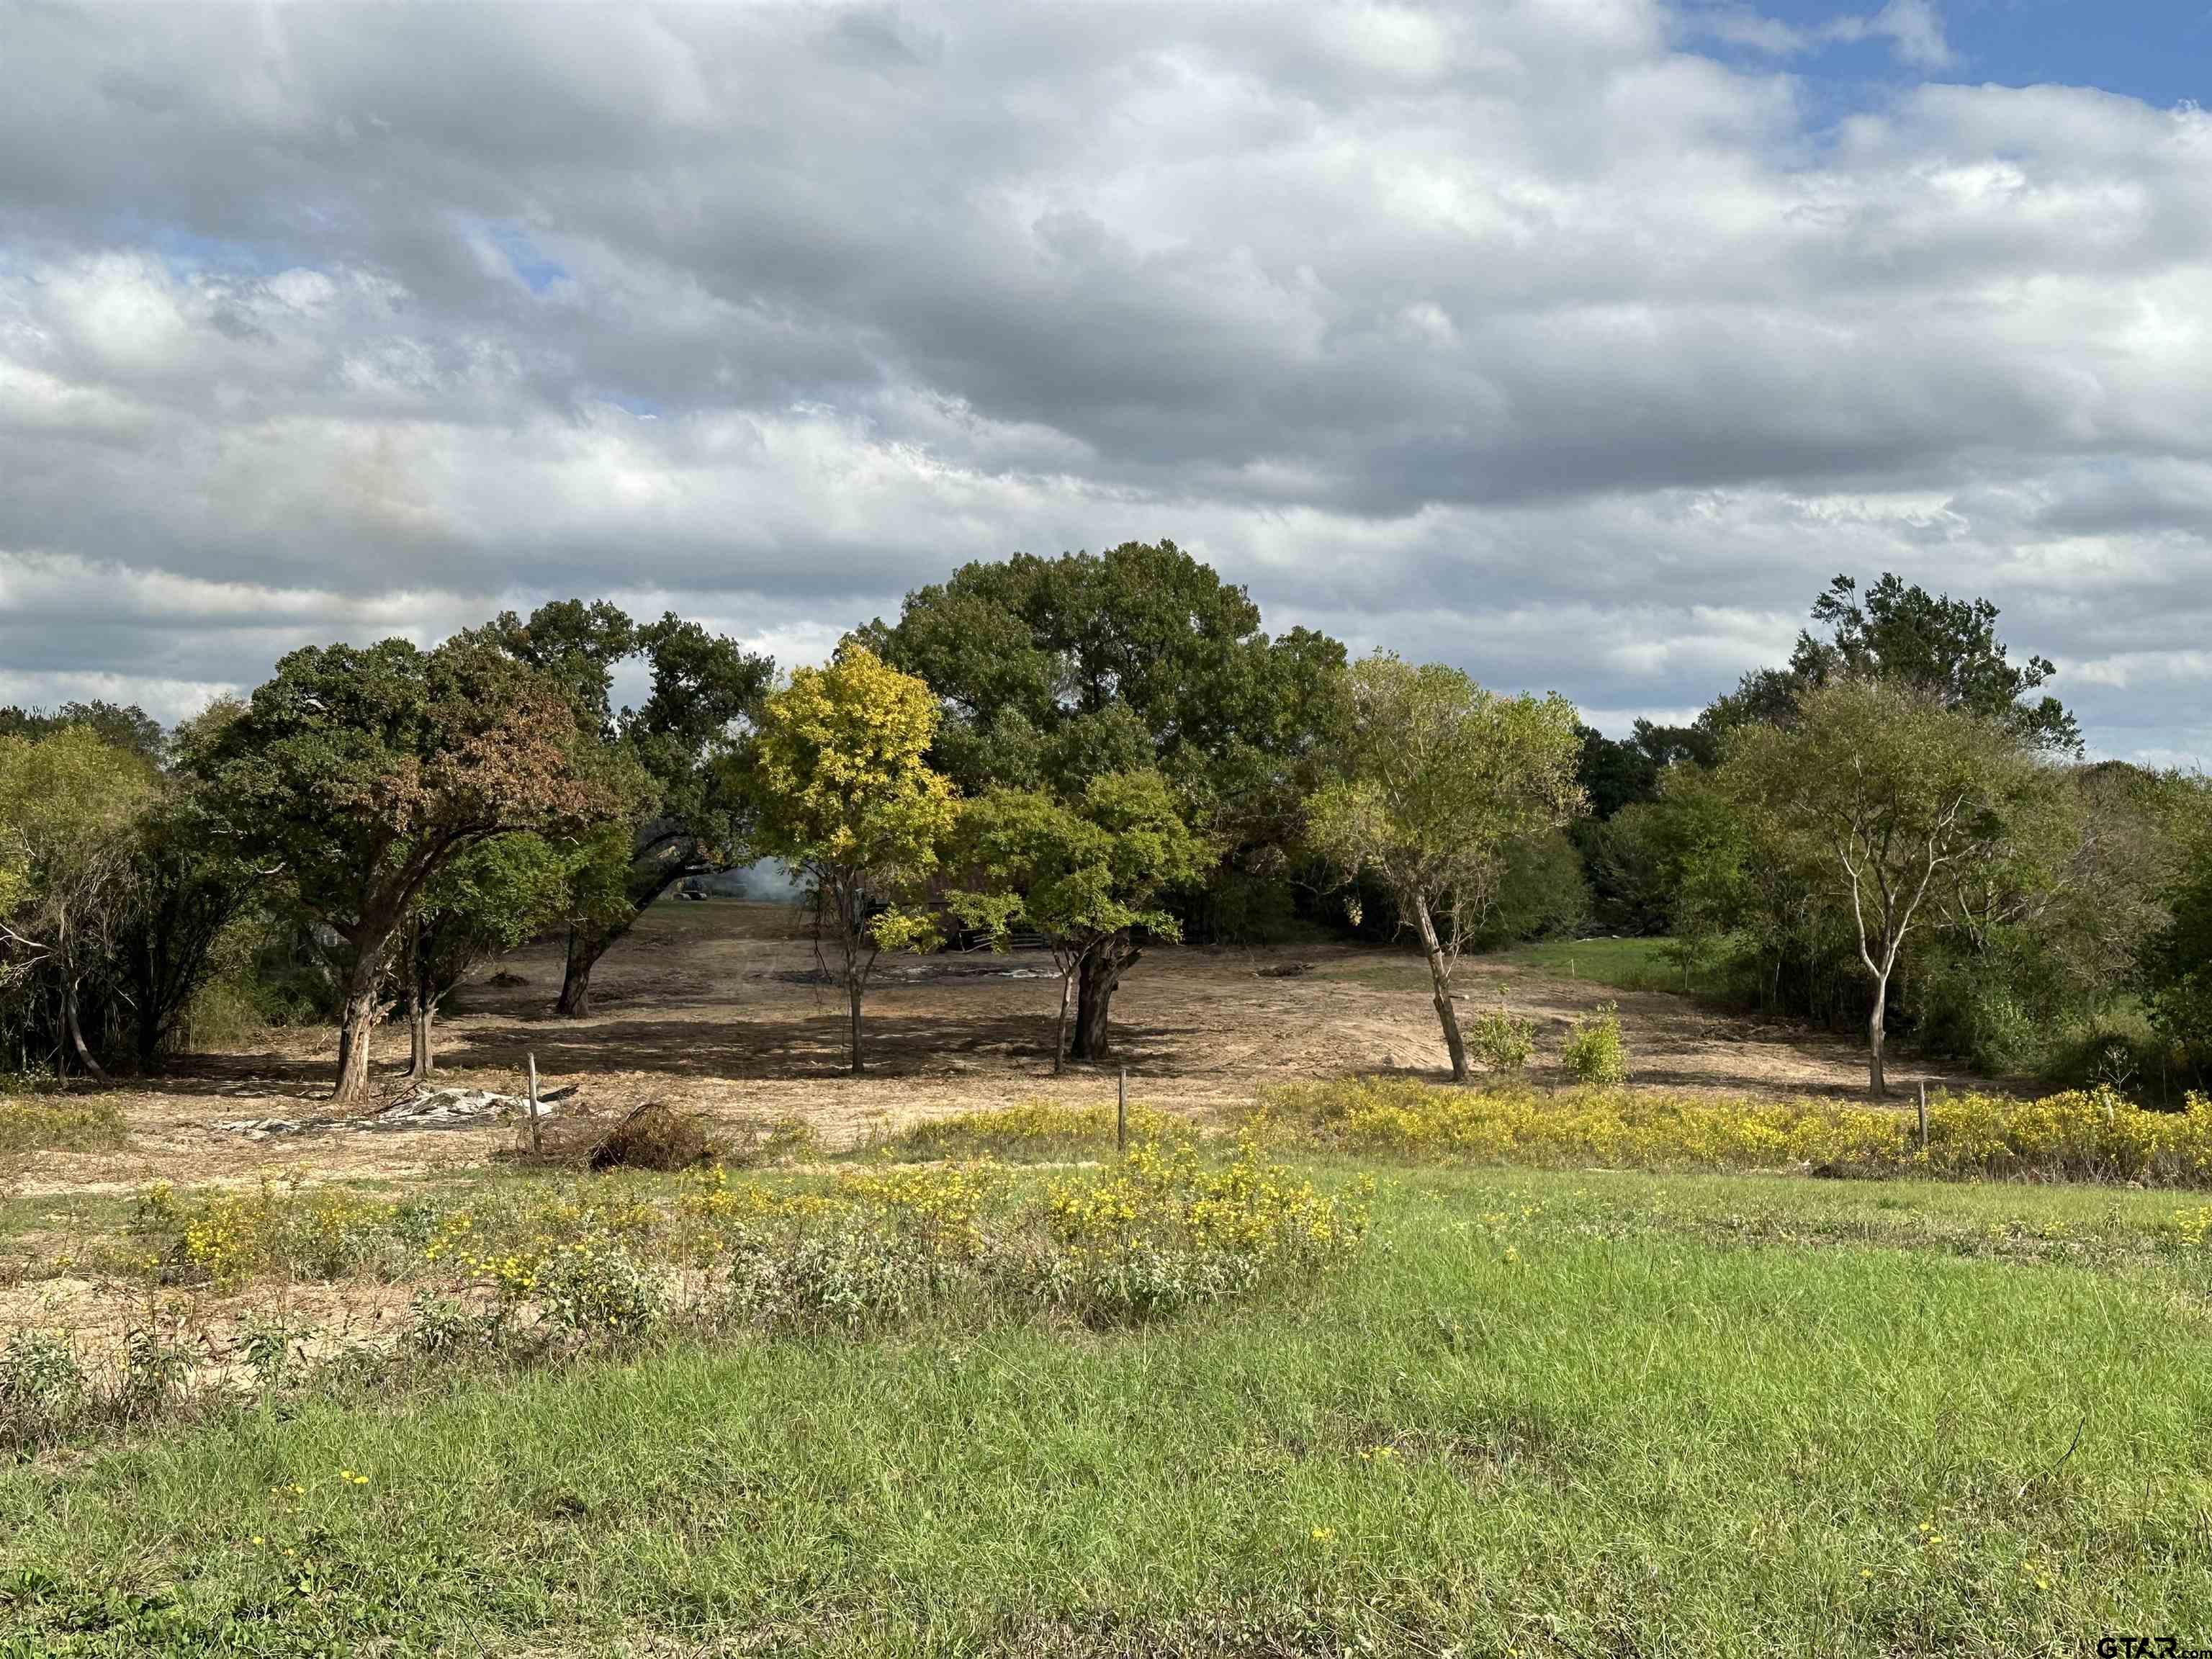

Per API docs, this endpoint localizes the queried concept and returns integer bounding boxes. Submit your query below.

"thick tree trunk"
[333,985,379,1103]
[62,981,107,1082]
[556,923,618,1018]
[1071,943,1133,1064]
[1411,893,1470,1084]
[1867,971,1889,1098]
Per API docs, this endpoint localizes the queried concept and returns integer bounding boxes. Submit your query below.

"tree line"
[0,548,2206,1100]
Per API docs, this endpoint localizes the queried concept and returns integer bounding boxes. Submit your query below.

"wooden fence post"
[1117,1067,1127,1155]
[1916,1081,1928,1156]
[526,1052,543,1156]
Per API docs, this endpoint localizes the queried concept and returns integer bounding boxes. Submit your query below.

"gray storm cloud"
[0,1,2208,760]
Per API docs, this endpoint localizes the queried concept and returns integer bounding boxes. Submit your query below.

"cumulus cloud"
[0,0,2206,761]
[1691,1,1954,70]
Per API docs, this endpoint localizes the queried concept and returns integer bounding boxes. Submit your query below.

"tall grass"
[0,1094,126,1154]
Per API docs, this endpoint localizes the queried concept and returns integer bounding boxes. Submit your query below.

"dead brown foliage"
[586,1100,718,1172]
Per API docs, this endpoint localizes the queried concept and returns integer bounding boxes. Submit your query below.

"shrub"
[131,1179,409,1287]
[119,1327,189,1409]
[1466,1006,1536,1074]
[724,1228,927,1331]
[1,1330,85,1420]
[534,1241,664,1337]
[403,1292,494,1358]
[1562,1003,1629,1086]
[725,1115,821,1167]
[239,1313,307,1390]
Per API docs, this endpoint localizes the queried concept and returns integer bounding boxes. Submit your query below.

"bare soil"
[5,901,1978,1200]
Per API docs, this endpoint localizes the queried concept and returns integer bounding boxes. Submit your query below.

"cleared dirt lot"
[9,900,1977,1198]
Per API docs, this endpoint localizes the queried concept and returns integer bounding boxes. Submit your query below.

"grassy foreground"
[6,1161,2211,1655]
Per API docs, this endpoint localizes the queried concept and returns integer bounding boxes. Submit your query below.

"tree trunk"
[62,980,107,1082]
[846,976,864,1075]
[408,999,435,1079]
[1071,945,1126,1064]
[556,923,617,1018]
[1867,969,1889,1098]
[332,953,385,1104]
[1051,959,1073,1076]
[1411,892,1469,1084]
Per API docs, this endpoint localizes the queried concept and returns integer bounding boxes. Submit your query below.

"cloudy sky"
[2,1,2208,762]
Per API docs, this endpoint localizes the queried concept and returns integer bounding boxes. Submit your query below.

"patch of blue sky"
[487,221,570,294]
[1681,0,2210,111]
[130,222,296,281]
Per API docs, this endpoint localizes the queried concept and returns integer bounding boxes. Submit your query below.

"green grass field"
[1316,935,1709,999]
[5,1156,2210,1656]
[1501,935,1704,996]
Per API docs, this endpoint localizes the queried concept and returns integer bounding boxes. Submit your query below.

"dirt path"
[9,902,1979,1195]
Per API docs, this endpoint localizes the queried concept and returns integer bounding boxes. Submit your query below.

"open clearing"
[9,899,1980,1199]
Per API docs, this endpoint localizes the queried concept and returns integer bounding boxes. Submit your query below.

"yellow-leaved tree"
[739,646,958,1073]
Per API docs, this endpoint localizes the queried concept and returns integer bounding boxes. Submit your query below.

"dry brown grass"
[1,899,1982,1200]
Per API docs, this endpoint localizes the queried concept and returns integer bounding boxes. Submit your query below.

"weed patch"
[876,1097,1188,1161]
[0,1096,126,1155]
[1264,1076,2212,1185]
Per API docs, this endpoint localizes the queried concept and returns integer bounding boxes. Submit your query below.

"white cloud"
[0,1,2203,765]
[1684,0,1954,71]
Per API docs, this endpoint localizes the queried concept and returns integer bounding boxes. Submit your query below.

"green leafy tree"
[1704,573,2079,752]
[0,701,167,765]
[1308,656,1584,1082]
[1715,680,2049,1095]
[116,783,258,1072]
[950,769,1212,1069]
[482,601,773,1015]
[855,541,1342,920]
[0,727,159,1077]
[2136,790,2212,1082]
[738,646,958,1074]
[1573,719,1715,819]
[196,637,620,1102]
[398,836,573,1077]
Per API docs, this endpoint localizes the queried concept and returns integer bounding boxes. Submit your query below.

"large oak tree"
[857,539,1342,1053]
[197,637,619,1101]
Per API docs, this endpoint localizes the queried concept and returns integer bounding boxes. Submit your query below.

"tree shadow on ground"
[426,1010,1195,1081]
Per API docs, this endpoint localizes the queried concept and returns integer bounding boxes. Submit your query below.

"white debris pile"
[212,1115,335,1139]
[214,1084,575,1138]
[369,1087,551,1128]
